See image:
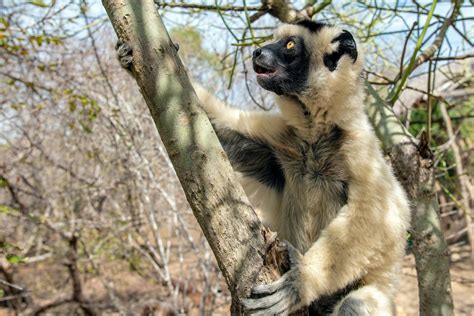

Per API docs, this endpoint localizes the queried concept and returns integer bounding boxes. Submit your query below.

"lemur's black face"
[252,36,309,95]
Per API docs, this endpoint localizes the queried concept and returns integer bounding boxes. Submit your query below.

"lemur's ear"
[323,30,358,72]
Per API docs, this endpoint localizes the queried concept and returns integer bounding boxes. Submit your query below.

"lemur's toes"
[115,40,133,69]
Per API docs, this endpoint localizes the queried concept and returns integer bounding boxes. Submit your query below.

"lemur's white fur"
[196,23,410,315]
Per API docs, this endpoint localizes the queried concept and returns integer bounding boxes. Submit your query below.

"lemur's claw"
[115,40,133,69]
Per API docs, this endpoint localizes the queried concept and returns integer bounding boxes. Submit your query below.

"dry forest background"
[0,0,473,315]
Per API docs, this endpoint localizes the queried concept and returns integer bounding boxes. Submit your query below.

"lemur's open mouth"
[253,62,276,76]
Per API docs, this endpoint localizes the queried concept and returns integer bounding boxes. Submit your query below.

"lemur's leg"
[332,285,394,316]
[243,200,403,315]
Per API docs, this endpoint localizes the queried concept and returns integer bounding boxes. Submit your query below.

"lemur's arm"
[116,41,286,193]
[194,85,287,191]
[243,137,409,314]
[194,85,287,145]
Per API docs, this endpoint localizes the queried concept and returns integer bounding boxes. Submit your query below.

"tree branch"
[430,52,474,61]
[390,0,462,102]
[101,0,287,313]
[154,0,263,12]
[366,83,454,316]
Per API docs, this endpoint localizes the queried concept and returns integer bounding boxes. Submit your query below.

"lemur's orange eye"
[286,41,295,49]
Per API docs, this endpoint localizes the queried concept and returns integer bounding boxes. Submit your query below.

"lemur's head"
[252,20,363,98]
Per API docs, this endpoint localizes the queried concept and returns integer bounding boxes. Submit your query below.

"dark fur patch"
[216,128,285,192]
[323,30,358,72]
[253,36,310,95]
[309,280,362,315]
[295,20,327,33]
[310,126,349,205]
[337,297,368,316]
[275,125,349,212]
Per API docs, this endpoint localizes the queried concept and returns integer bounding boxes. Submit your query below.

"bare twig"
[389,0,439,103]
[390,0,462,103]
[430,52,474,61]
[399,22,418,86]
[154,1,262,12]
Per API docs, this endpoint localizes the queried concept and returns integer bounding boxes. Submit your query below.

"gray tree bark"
[101,1,289,314]
[367,84,454,315]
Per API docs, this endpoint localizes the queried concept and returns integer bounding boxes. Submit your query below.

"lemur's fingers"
[251,276,285,295]
[243,284,287,310]
[243,281,299,315]
[115,40,133,69]
[244,294,291,316]
[115,40,179,69]
[244,265,302,315]
[260,294,294,316]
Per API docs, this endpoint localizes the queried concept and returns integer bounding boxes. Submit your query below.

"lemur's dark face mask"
[252,36,310,96]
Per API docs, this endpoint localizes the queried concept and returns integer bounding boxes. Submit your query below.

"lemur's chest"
[275,126,350,252]
[277,126,349,192]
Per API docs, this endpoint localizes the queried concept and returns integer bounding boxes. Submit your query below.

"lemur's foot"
[115,40,133,69]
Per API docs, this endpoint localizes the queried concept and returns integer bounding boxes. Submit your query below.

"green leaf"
[0,17,10,28]
[0,176,8,188]
[68,99,77,112]
[0,289,4,298]
[6,254,26,264]
[28,0,49,7]
[49,37,63,46]
[0,241,21,252]
[0,205,12,214]
[36,35,44,46]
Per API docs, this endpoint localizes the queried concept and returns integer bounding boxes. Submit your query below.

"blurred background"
[0,0,472,315]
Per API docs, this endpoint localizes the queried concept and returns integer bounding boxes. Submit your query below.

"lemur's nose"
[253,48,262,58]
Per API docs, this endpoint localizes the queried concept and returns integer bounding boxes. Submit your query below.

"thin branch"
[389,0,439,103]
[389,1,462,103]
[430,52,474,61]
[399,22,418,84]
[154,1,263,12]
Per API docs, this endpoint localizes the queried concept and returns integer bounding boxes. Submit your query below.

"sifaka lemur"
[117,20,411,315]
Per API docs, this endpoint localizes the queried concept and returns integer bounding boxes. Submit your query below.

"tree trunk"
[367,85,454,315]
[101,1,288,314]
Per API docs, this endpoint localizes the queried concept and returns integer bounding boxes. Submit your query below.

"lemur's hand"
[115,40,133,70]
[243,241,304,315]
[115,40,179,71]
